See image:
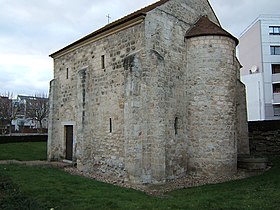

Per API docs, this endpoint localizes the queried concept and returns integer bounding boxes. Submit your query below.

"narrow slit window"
[101,55,105,69]
[66,68,69,79]
[174,117,178,135]
[109,118,112,133]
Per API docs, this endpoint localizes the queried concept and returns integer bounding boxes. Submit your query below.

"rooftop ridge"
[50,0,170,58]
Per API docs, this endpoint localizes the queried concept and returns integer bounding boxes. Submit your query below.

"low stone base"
[238,155,268,170]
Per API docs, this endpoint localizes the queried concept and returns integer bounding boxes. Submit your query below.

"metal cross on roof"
[106,14,111,24]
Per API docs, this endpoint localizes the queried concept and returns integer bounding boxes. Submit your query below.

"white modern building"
[239,15,280,121]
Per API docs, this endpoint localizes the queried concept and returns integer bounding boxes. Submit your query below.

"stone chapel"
[48,0,250,184]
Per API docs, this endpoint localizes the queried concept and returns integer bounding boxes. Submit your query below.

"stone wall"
[48,21,145,182]
[249,120,280,155]
[236,80,250,155]
[0,134,47,144]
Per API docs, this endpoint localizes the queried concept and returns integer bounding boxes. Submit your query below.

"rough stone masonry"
[48,0,250,185]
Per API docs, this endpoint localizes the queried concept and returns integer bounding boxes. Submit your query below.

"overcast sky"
[0,0,279,96]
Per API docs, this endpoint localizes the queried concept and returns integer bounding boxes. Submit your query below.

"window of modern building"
[273,83,280,93]
[271,46,280,55]
[272,64,280,74]
[269,26,280,35]
[273,105,280,116]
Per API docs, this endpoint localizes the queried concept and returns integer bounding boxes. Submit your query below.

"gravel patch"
[64,167,268,195]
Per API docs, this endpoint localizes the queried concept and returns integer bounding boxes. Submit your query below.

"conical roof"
[185,16,238,45]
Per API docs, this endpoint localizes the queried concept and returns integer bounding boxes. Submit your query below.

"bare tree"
[0,92,18,134]
[25,94,48,133]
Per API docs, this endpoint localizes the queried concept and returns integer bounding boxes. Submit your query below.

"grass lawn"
[0,156,279,210]
[0,142,47,161]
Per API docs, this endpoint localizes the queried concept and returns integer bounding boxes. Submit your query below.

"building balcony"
[273,92,280,104]
[272,73,280,83]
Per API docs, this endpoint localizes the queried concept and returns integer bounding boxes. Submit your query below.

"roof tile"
[185,16,238,45]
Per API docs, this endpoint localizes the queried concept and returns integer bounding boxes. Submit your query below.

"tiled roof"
[50,0,170,57]
[185,16,238,45]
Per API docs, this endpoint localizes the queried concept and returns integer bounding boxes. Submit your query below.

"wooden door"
[65,125,73,160]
